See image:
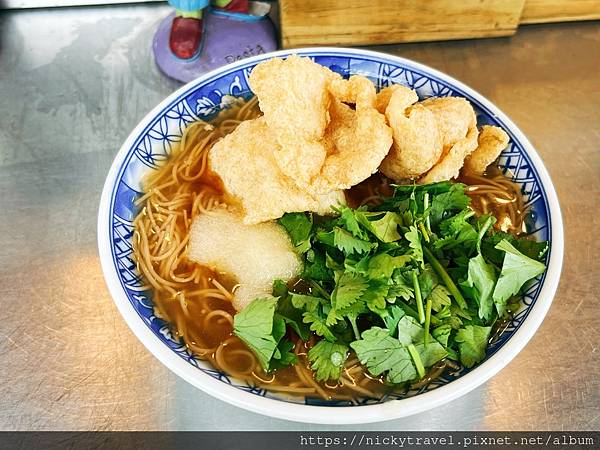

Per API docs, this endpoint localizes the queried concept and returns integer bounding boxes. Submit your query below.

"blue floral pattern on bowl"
[106,50,552,406]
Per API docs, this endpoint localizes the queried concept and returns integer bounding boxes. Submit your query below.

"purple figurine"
[153,0,277,83]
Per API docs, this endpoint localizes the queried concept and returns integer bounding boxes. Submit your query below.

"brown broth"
[458,166,527,234]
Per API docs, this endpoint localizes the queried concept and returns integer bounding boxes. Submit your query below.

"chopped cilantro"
[233,180,547,386]
[233,297,295,371]
[308,341,349,381]
[278,212,313,253]
[350,327,417,384]
[492,239,546,316]
[455,325,492,368]
[465,253,497,321]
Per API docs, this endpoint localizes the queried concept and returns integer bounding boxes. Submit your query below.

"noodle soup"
[132,97,540,403]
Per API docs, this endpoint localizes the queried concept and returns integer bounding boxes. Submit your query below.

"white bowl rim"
[98,47,564,424]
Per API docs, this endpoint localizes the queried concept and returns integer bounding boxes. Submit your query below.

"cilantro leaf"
[418,266,438,300]
[350,327,417,384]
[439,209,475,236]
[481,233,548,266]
[332,272,369,311]
[356,211,403,243]
[405,225,424,267]
[269,339,298,371]
[429,183,471,226]
[429,285,452,312]
[382,305,406,336]
[233,297,290,371]
[455,325,492,368]
[389,271,415,301]
[272,280,311,341]
[290,293,324,312]
[492,239,546,316]
[278,297,311,341]
[397,317,447,367]
[396,316,424,346]
[278,212,313,253]
[362,279,390,312]
[302,250,331,281]
[515,238,549,262]
[364,253,412,279]
[308,341,349,381]
[434,209,478,252]
[303,310,337,342]
[435,304,463,330]
[327,297,367,328]
[415,341,447,368]
[271,279,288,298]
[319,228,374,255]
[333,227,375,254]
[432,324,452,346]
[271,314,287,355]
[465,253,497,321]
[392,181,454,196]
[338,206,366,239]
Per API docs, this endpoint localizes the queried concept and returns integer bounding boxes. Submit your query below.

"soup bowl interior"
[98,48,563,424]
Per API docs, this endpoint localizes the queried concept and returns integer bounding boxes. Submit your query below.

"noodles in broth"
[132,97,529,402]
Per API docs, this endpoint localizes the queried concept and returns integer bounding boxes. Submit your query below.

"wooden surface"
[521,0,600,24]
[280,0,526,48]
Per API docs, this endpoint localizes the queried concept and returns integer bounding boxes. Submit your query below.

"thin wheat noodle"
[225,349,257,373]
[341,377,377,397]
[211,278,234,300]
[293,360,329,400]
[215,344,255,378]
[203,310,234,327]
[136,225,181,290]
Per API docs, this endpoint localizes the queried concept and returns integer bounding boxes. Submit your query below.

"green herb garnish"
[233,182,548,384]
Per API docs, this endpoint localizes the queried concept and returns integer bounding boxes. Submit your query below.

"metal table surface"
[0,4,598,431]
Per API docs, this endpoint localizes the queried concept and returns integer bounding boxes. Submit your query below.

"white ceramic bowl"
[98,48,563,424]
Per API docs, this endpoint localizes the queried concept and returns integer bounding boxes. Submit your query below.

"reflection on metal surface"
[0,3,598,431]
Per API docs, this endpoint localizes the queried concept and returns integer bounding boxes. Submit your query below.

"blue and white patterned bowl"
[98,48,563,424]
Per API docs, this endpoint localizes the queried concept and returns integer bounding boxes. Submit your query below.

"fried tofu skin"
[248,55,338,185]
[419,127,479,184]
[329,75,377,110]
[317,77,393,191]
[375,84,405,114]
[463,125,510,175]
[421,97,477,148]
[379,86,442,181]
[251,58,392,193]
[209,117,344,224]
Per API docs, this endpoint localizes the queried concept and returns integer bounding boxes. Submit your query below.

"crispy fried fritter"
[209,117,344,224]
[249,58,393,194]
[248,55,339,185]
[419,127,479,183]
[316,102,392,191]
[379,86,442,180]
[375,84,405,114]
[463,125,510,175]
[421,97,477,148]
[316,77,393,191]
[329,75,377,109]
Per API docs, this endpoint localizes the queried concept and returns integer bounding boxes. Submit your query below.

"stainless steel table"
[0,4,598,431]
